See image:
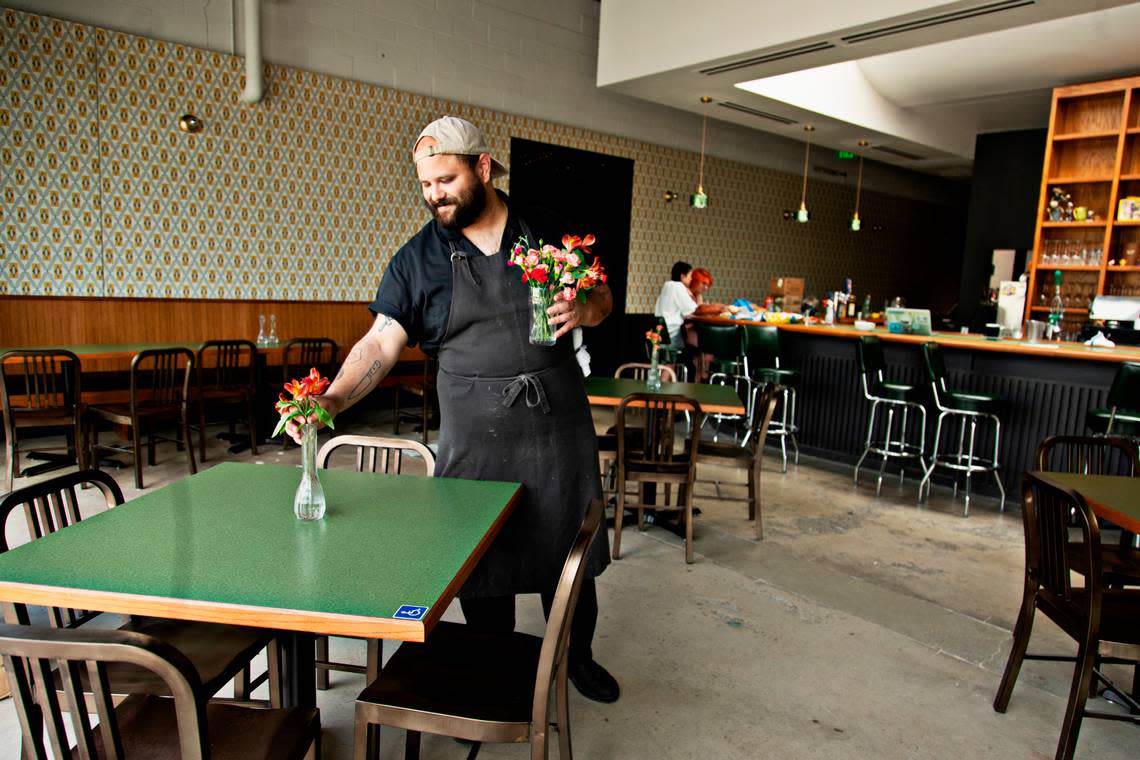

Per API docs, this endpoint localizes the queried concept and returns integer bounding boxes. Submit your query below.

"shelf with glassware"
[1026,76,1140,332]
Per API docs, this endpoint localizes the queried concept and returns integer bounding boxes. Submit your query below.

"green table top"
[1033,472,1140,533]
[0,463,520,641]
[584,376,745,414]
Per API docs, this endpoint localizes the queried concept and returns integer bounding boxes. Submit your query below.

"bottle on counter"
[1048,270,1065,341]
[861,294,872,319]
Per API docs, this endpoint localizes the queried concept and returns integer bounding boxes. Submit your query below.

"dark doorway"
[508,137,633,376]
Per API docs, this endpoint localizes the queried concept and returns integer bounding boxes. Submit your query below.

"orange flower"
[302,367,330,396]
[283,378,308,398]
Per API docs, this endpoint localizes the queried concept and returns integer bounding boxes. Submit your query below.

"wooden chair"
[692,384,780,540]
[0,469,277,703]
[597,363,678,503]
[314,435,436,692]
[393,354,437,446]
[280,338,338,450]
[195,339,259,462]
[0,623,319,760]
[88,348,197,490]
[0,349,85,492]
[612,393,702,564]
[352,498,603,760]
[992,473,1140,760]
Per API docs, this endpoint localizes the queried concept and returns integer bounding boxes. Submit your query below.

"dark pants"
[459,579,598,664]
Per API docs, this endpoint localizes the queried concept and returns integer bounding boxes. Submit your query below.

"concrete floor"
[0,407,1136,759]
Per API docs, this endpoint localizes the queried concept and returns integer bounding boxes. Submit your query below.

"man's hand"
[547,283,613,340]
[284,395,342,444]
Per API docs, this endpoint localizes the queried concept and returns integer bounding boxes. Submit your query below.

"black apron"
[435,225,609,597]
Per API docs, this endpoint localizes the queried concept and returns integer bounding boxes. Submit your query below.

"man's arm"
[548,283,613,340]
[285,313,408,443]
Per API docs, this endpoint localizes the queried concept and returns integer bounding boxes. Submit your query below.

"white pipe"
[239,0,263,104]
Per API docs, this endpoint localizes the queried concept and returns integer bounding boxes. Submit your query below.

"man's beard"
[427,181,487,230]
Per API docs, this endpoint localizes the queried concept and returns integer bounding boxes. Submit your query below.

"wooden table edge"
[1033,472,1140,534]
[0,581,428,641]
[585,393,744,415]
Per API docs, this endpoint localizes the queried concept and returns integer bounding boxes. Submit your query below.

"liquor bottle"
[846,293,857,318]
[1048,270,1064,341]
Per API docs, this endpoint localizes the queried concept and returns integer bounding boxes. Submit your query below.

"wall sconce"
[797,124,814,223]
[663,190,678,203]
[691,96,712,209]
[178,114,203,133]
[850,139,868,231]
[782,209,793,221]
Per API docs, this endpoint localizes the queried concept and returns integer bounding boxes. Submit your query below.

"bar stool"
[694,322,749,440]
[917,342,1005,516]
[853,336,926,494]
[1086,361,1140,437]
[742,324,800,472]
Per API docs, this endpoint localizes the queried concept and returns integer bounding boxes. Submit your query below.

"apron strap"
[448,240,482,285]
[501,373,551,414]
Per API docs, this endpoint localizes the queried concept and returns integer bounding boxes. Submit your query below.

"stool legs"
[856,399,926,494]
[919,411,1003,516]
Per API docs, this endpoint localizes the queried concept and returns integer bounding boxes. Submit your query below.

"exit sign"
[836,150,855,160]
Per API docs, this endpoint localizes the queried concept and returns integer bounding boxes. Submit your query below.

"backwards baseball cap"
[412,115,508,179]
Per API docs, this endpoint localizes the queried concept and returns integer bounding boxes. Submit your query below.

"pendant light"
[797,124,814,223]
[850,139,869,231]
[691,96,712,209]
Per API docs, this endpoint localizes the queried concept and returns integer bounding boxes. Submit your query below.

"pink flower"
[558,287,577,302]
[566,252,581,268]
[524,252,540,267]
[560,271,575,285]
[542,244,559,256]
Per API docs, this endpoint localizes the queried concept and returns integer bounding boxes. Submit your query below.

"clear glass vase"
[294,423,326,521]
[646,346,663,391]
[529,288,556,346]
[256,314,267,347]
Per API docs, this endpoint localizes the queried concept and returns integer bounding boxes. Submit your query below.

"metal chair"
[742,324,800,472]
[88,348,197,490]
[597,363,677,504]
[917,342,1005,516]
[992,473,1140,760]
[0,469,277,703]
[612,393,702,564]
[1086,361,1140,437]
[853,336,926,495]
[0,349,85,492]
[352,498,603,760]
[692,383,780,539]
[195,339,259,462]
[280,338,338,450]
[0,623,319,760]
[313,435,437,694]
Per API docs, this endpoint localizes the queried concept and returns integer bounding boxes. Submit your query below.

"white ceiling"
[598,0,1140,178]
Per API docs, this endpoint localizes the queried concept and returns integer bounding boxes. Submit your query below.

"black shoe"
[568,658,620,703]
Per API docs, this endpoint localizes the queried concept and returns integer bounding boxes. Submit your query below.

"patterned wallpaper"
[2,7,962,310]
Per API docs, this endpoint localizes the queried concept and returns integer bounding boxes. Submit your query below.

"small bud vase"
[646,346,663,391]
[529,288,556,346]
[294,423,326,521]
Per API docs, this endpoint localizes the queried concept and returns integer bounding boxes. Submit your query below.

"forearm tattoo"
[374,316,394,335]
[347,360,382,401]
[333,347,364,381]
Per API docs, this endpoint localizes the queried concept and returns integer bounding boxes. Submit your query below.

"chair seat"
[357,621,539,728]
[753,367,800,387]
[11,408,80,428]
[1086,408,1140,435]
[869,381,922,403]
[1066,543,1140,586]
[95,694,318,760]
[1037,587,1140,645]
[709,358,743,376]
[693,439,751,462]
[89,402,184,425]
[943,389,1001,414]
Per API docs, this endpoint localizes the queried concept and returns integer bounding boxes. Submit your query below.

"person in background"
[654,261,697,348]
[688,267,727,313]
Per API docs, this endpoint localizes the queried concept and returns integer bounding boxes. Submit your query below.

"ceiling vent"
[814,165,847,178]
[716,101,797,126]
[871,144,925,161]
[840,0,1035,45]
[699,41,834,75]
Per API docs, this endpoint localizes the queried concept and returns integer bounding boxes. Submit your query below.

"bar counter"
[688,316,1137,496]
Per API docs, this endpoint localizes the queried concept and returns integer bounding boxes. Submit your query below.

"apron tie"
[501,373,551,413]
[449,244,482,285]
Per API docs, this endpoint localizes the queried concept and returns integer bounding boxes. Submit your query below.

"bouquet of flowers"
[645,325,665,346]
[272,367,335,438]
[508,234,607,345]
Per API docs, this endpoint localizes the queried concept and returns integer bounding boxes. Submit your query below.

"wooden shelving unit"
[1028,76,1140,325]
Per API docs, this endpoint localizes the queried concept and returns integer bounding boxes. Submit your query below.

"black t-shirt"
[369,192,565,356]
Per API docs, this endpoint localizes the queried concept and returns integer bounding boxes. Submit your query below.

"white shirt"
[653,280,697,348]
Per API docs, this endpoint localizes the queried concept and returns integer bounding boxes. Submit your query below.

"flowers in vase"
[272,367,335,437]
[645,325,665,346]
[508,234,607,303]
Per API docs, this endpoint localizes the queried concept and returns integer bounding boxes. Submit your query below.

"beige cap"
[412,115,508,178]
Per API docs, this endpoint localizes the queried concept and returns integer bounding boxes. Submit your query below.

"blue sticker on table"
[393,605,428,620]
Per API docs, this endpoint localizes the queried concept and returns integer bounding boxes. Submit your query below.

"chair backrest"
[130,348,194,410]
[196,339,257,391]
[614,362,677,383]
[316,434,436,476]
[694,323,744,362]
[0,624,209,760]
[0,470,124,628]
[1021,473,1101,617]
[921,342,948,392]
[743,324,781,370]
[747,384,781,456]
[1106,361,1140,412]
[0,349,82,426]
[1035,435,1140,477]
[856,335,886,378]
[531,498,604,742]
[616,393,702,473]
[282,338,338,383]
